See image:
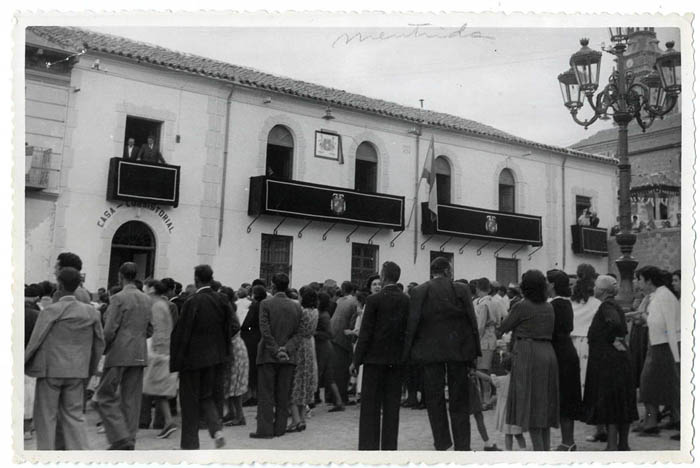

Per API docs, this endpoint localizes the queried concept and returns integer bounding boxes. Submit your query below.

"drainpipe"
[218,85,235,246]
[561,155,568,271]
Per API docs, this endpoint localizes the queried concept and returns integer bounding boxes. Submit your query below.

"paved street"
[25,401,680,451]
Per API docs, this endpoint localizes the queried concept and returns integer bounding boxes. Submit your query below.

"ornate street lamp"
[558,33,681,309]
[557,68,584,110]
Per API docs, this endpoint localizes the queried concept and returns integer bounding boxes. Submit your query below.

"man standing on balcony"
[136,135,166,164]
[123,137,138,159]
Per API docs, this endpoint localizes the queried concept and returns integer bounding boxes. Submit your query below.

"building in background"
[570,28,681,272]
[24,26,618,291]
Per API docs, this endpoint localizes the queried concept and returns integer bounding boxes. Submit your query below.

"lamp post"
[557,29,681,309]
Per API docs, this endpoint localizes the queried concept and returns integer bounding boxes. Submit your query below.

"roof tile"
[27,26,616,165]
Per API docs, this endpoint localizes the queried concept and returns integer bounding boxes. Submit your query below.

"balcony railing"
[25,146,58,191]
[421,202,543,245]
[571,224,608,256]
[106,158,181,207]
[248,176,405,231]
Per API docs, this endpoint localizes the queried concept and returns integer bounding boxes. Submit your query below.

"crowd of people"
[23,251,682,451]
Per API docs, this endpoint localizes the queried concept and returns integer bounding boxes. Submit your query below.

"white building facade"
[24,27,618,292]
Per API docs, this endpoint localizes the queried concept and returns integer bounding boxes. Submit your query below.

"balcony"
[248,176,405,230]
[25,146,59,191]
[571,224,608,256]
[106,158,181,207]
[421,202,542,245]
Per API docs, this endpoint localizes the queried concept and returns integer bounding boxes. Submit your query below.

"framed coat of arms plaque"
[314,130,341,160]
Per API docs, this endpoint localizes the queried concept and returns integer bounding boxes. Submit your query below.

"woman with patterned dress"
[288,288,320,432]
[220,286,249,426]
[546,269,582,451]
[582,275,638,451]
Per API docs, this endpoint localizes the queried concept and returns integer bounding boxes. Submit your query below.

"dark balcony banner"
[106,158,180,207]
[249,176,405,230]
[422,202,542,245]
[571,225,608,256]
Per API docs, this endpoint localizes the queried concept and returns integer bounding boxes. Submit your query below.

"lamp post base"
[615,255,639,311]
[614,231,637,310]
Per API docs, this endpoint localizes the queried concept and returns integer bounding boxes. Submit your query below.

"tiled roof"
[631,171,681,190]
[570,112,681,149]
[27,26,616,165]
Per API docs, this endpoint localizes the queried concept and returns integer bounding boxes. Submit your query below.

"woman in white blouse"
[636,266,681,435]
[570,264,601,392]
[570,264,604,443]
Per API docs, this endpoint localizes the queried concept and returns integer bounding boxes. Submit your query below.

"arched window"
[498,169,516,213]
[435,156,451,204]
[355,142,378,193]
[108,221,156,287]
[266,125,293,180]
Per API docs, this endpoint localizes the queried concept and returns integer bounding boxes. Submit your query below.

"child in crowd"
[488,353,527,451]
[469,369,501,451]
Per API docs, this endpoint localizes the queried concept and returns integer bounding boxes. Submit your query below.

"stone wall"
[607,227,681,273]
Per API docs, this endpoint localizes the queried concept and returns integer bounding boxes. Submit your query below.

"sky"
[91,24,681,148]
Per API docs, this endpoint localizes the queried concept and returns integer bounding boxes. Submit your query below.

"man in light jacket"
[250,273,302,439]
[25,267,105,450]
[96,262,153,450]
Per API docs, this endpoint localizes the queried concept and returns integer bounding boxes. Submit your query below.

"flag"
[421,136,438,220]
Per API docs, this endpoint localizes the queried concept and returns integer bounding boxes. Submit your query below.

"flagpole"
[412,100,424,264]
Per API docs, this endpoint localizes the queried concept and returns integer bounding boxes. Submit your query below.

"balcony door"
[266,125,293,180]
[124,116,162,157]
[108,221,156,287]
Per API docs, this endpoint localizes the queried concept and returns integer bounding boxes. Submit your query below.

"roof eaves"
[27,26,618,166]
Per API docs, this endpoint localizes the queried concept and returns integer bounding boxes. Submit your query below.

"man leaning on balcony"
[136,135,166,164]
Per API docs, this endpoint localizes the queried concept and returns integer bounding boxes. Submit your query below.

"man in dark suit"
[123,137,137,159]
[403,256,481,451]
[170,265,232,450]
[96,262,153,450]
[351,261,409,450]
[25,267,105,450]
[250,273,302,439]
[136,135,166,164]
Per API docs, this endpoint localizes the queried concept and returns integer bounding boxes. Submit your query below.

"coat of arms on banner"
[330,193,346,215]
[485,215,498,234]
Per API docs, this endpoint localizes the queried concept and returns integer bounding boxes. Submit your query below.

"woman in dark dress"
[240,285,267,405]
[315,292,345,412]
[628,288,650,391]
[583,275,638,451]
[546,269,582,451]
[497,269,559,451]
